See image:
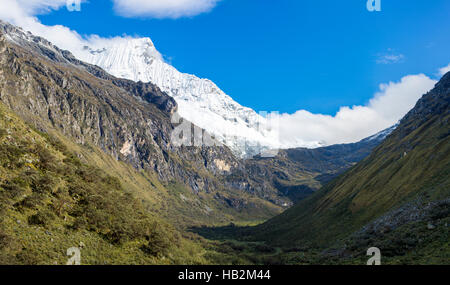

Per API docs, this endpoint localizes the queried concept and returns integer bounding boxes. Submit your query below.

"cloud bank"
[112,0,221,19]
[270,74,437,148]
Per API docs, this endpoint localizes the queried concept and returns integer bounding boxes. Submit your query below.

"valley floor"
[193,208,449,265]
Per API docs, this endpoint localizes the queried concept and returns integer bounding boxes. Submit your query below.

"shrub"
[0,178,27,199]
[28,209,56,226]
[47,136,68,153]
[35,145,57,171]
[15,193,44,210]
[141,227,173,257]
[0,128,7,138]
[0,228,11,250]
[253,243,275,253]
[0,145,25,168]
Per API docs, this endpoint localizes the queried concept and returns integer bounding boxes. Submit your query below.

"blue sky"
[35,0,450,115]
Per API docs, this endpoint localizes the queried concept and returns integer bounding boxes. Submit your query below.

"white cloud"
[376,48,405,64]
[376,53,405,64]
[270,74,437,148]
[439,63,450,76]
[112,0,221,19]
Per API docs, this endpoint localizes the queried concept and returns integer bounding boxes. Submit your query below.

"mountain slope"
[249,72,450,262]
[0,101,208,265]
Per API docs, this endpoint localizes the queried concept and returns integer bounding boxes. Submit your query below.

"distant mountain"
[248,72,450,264]
[237,125,396,204]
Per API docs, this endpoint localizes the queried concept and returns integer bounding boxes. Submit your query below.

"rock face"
[0,20,397,220]
[1,20,315,218]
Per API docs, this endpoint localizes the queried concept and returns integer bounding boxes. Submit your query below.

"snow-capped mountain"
[0,21,396,158]
[75,37,289,158]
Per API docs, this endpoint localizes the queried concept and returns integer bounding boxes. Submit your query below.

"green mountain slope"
[0,102,208,264]
[248,72,450,263]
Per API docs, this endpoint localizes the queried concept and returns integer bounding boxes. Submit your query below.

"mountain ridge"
[193,72,449,265]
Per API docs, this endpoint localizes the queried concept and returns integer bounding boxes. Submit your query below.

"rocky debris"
[354,198,449,237]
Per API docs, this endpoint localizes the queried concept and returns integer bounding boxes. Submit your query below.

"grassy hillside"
[0,102,211,264]
[233,73,450,264]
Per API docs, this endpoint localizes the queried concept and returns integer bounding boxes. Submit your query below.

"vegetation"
[0,103,207,264]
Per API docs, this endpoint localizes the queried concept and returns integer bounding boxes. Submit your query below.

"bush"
[141,227,173,257]
[28,209,56,226]
[14,248,40,265]
[30,173,56,194]
[15,193,44,210]
[253,243,275,253]
[0,178,27,199]
[35,145,57,171]
[0,228,11,250]
[0,144,25,168]
[47,136,68,154]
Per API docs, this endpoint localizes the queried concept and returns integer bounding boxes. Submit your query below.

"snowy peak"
[81,37,163,81]
[76,36,284,158]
